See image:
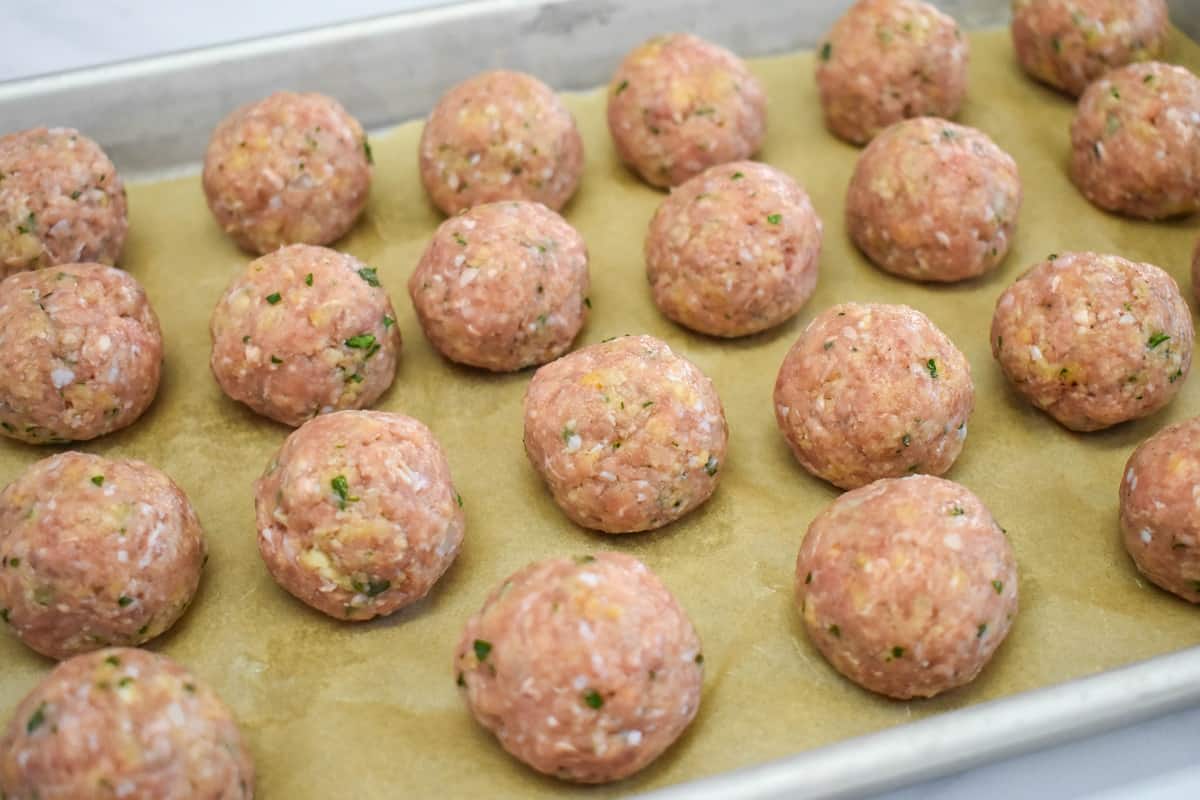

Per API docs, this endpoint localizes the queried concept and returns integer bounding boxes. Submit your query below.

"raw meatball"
[846,118,1022,283]
[645,161,823,337]
[408,201,589,371]
[0,452,205,660]
[991,252,1192,431]
[455,553,702,783]
[255,410,464,621]
[815,0,969,145]
[523,335,728,533]
[1120,417,1200,603]
[202,91,372,254]
[607,34,767,188]
[796,475,1018,699]
[0,128,127,275]
[0,648,253,798]
[419,71,584,216]
[209,244,401,427]
[0,263,162,444]
[774,303,974,490]
[1012,0,1169,97]
[1069,62,1200,220]
[528,335,729,532]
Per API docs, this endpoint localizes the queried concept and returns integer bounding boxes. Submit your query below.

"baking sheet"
[2,26,1200,799]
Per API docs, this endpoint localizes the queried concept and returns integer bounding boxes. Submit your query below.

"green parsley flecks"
[331,475,357,510]
[1147,332,1170,349]
[265,292,281,305]
[583,689,604,709]
[473,639,492,661]
[357,267,380,287]
[26,702,47,734]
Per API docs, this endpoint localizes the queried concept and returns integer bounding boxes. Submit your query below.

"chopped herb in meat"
[455,492,464,508]
[950,506,965,516]
[352,578,391,597]
[382,315,395,329]
[117,596,133,607]
[615,79,629,95]
[926,359,939,379]
[820,42,832,60]
[91,475,104,486]
[330,475,358,509]
[26,703,46,734]
[992,580,1004,594]
[265,292,281,305]
[270,355,283,365]
[453,232,468,247]
[767,213,782,225]
[828,624,841,638]
[357,267,380,287]
[977,623,988,638]
[305,273,313,286]
[582,689,604,709]
[363,137,374,165]
[473,639,493,661]
[1147,332,1170,349]
[345,334,377,350]
[891,646,905,658]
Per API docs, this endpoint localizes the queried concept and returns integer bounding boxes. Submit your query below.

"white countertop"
[5,2,1199,799]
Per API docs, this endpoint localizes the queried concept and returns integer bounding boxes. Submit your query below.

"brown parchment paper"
[2,27,1200,799]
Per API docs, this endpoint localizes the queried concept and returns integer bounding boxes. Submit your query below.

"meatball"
[418,71,584,216]
[1012,0,1169,97]
[523,335,728,533]
[774,303,974,490]
[0,264,162,444]
[797,475,1018,699]
[455,553,702,783]
[815,0,969,145]
[645,161,823,337]
[607,34,767,188]
[0,452,205,660]
[209,244,401,427]
[408,201,589,371]
[846,118,1022,283]
[991,252,1192,431]
[1120,417,1200,603]
[0,127,127,276]
[0,648,253,798]
[255,410,464,621]
[202,91,372,254]
[1069,62,1200,220]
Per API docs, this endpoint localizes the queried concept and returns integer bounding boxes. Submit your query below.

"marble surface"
[4,2,1199,799]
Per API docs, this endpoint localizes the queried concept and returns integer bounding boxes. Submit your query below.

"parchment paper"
[2,28,1200,799]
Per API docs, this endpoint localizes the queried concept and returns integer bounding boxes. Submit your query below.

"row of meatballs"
[3,0,1197,286]
[3,391,1198,792]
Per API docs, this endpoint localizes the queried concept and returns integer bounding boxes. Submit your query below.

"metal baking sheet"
[1,2,1199,799]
